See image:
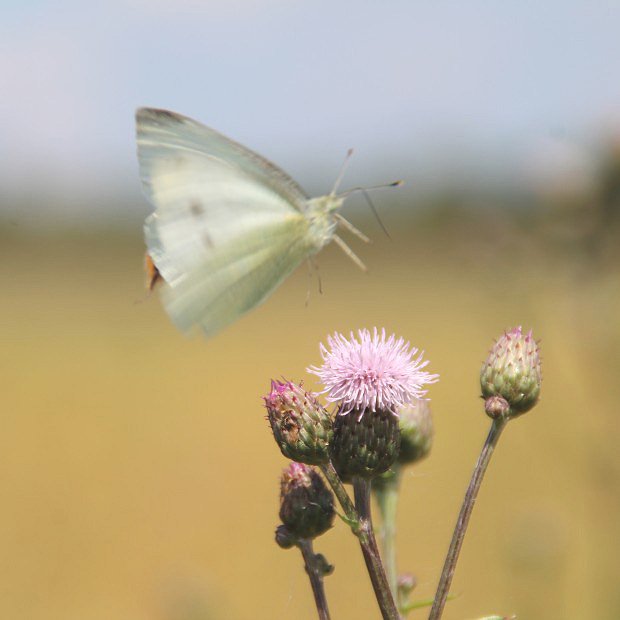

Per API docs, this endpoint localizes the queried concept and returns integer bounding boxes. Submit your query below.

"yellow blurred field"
[1,216,619,620]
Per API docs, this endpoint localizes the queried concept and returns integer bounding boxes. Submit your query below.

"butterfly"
[136,108,398,336]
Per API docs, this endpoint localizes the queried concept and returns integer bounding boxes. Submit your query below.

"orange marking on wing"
[145,253,163,291]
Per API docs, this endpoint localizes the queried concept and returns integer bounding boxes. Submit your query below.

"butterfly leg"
[311,256,323,295]
[333,235,368,272]
[305,258,324,306]
[334,213,371,243]
[305,260,312,307]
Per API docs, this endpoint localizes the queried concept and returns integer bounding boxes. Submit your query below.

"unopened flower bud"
[279,462,334,540]
[480,327,542,418]
[313,553,334,576]
[264,381,333,465]
[275,524,297,549]
[484,395,510,419]
[330,409,401,481]
[398,399,434,464]
[397,572,417,595]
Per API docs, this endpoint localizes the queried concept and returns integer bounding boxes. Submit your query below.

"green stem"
[319,461,359,530]
[298,539,331,620]
[428,417,508,620]
[354,477,402,620]
[374,467,401,599]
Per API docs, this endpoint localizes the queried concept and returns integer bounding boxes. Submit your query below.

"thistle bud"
[330,409,401,481]
[274,524,296,549]
[264,381,333,465]
[480,327,542,418]
[398,399,434,464]
[398,572,417,595]
[279,462,334,540]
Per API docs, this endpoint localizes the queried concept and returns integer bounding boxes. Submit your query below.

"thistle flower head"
[264,380,332,464]
[308,328,439,417]
[480,326,542,418]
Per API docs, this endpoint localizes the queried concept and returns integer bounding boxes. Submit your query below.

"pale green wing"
[159,222,312,335]
[136,108,313,335]
[137,108,308,208]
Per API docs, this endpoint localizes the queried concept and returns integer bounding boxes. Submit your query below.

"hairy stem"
[319,461,359,529]
[428,417,508,620]
[298,539,331,620]
[354,477,402,620]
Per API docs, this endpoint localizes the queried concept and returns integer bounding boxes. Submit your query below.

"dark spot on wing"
[203,232,214,249]
[151,109,182,122]
[190,201,205,217]
[170,155,186,168]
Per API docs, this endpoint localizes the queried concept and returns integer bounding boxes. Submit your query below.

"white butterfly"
[136,108,396,336]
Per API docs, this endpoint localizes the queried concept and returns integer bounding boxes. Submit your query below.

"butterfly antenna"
[361,189,391,240]
[337,180,402,239]
[330,149,354,195]
[339,180,403,196]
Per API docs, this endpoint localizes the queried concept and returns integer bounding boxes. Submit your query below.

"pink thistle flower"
[308,328,439,418]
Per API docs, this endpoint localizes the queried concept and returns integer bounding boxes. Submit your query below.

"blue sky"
[2,0,620,216]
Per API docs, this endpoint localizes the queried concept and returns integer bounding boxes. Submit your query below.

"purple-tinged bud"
[397,572,417,595]
[397,571,418,609]
[398,399,434,464]
[330,409,401,481]
[264,380,333,465]
[480,327,542,418]
[279,462,334,540]
[484,395,510,419]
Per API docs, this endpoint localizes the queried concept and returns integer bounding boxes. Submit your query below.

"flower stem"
[374,467,401,598]
[319,461,359,529]
[354,477,402,620]
[428,417,508,620]
[298,539,331,620]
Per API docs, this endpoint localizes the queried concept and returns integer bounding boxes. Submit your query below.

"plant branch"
[354,477,402,620]
[428,417,508,620]
[298,539,331,620]
[319,461,359,530]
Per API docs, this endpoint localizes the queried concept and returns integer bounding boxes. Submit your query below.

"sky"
[2,0,620,219]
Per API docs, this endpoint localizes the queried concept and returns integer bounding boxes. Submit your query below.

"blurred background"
[2,1,620,619]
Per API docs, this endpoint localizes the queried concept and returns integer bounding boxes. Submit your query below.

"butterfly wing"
[137,108,313,336]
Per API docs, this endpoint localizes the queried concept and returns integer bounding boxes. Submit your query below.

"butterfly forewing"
[136,108,315,335]
[137,108,308,208]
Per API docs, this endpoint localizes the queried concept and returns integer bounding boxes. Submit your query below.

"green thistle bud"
[264,380,333,465]
[480,326,542,418]
[330,410,401,481]
[279,462,335,540]
[398,399,434,464]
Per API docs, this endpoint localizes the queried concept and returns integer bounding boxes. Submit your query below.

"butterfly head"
[305,194,344,251]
